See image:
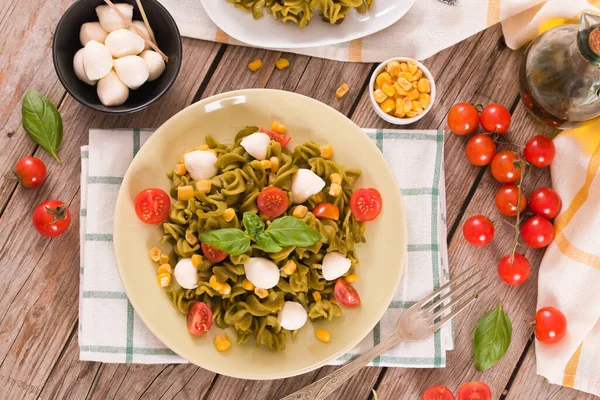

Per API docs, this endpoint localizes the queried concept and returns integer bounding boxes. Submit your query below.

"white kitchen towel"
[79,128,452,367]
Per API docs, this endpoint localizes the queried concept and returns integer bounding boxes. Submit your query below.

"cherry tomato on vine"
[201,243,228,263]
[480,104,511,134]
[334,278,361,307]
[350,188,382,222]
[497,253,530,286]
[520,216,554,248]
[257,187,289,218]
[447,103,479,135]
[134,188,170,224]
[466,134,496,166]
[495,184,527,217]
[535,307,567,344]
[312,202,340,220]
[463,215,494,247]
[529,187,562,219]
[524,135,555,168]
[32,199,71,237]
[422,385,455,400]
[457,382,492,400]
[14,156,46,188]
[491,151,522,183]
[260,128,291,147]
[187,302,213,335]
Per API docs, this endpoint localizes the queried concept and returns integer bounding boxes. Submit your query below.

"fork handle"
[280,332,404,400]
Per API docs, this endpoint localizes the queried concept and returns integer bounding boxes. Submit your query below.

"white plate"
[200,0,415,49]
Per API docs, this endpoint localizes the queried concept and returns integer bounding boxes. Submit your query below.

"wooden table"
[0,2,593,398]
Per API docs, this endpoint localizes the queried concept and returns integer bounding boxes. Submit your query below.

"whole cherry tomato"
[495,184,527,217]
[535,307,567,344]
[497,253,530,286]
[491,151,523,183]
[529,187,561,219]
[466,134,496,166]
[201,242,228,263]
[422,385,455,400]
[14,156,46,188]
[447,103,479,135]
[457,382,492,400]
[134,188,170,224]
[524,135,555,168]
[32,199,71,237]
[520,216,554,248]
[257,187,289,218]
[480,104,511,134]
[334,278,361,307]
[350,188,382,222]
[187,302,213,335]
[463,215,494,247]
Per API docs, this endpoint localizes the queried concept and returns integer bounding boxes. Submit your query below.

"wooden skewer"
[136,0,157,46]
[103,0,169,63]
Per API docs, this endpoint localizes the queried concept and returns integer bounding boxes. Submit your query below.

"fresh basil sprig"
[198,212,321,256]
[22,90,63,163]
[473,303,512,371]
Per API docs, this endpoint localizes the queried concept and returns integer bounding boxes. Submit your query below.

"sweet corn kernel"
[214,335,231,352]
[223,208,236,222]
[407,60,418,75]
[413,69,423,81]
[260,159,272,169]
[185,232,198,246]
[174,164,187,176]
[397,77,412,91]
[316,329,330,343]
[159,254,169,265]
[219,283,232,296]
[293,205,308,219]
[312,292,322,302]
[412,100,424,114]
[406,111,418,118]
[196,180,212,193]
[320,145,333,160]
[157,272,171,288]
[380,98,395,114]
[157,264,172,275]
[209,275,223,291]
[149,247,161,262]
[255,287,269,298]
[397,72,413,82]
[312,192,324,203]
[403,97,413,112]
[417,78,431,93]
[385,60,401,77]
[269,157,280,173]
[373,89,387,104]
[178,185,195,201]
[393,82,407,96]
[275,58,290,70]
[336,83,350,99]
[381,83,395,97]
[281,260,297,276]
[400,62,408,72]
[329,298,337,305]
[345,273,358,283]
[271,121,286,134]
[248,59,262,72]
[412,81,418,89]
[241,279,255,291]
[330,173,342,185]
[408,89,420,100]
[419,93,431,109]
[329,183,342,197]
[194,144,210,151]
[191,254,203,268]
[394,98,406,118]
[375,72,392,87]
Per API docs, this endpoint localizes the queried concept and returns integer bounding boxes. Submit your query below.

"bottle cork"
[589,26,600,55]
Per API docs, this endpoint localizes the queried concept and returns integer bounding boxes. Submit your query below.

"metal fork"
[281,268,489,400]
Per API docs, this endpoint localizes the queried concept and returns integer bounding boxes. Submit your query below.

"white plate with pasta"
[114,89,407,379]
[200,0,415,49]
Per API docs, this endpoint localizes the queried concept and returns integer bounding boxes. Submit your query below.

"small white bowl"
[369,57,436,125]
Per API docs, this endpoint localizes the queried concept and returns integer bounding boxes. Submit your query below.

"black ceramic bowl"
[53,0,182,114]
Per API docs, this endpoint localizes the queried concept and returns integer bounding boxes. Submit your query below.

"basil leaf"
[473,303,512,371]
[255,232,282,253]
[243,212,264,237]
[265,216,322,247]
[198,228,250,256]
[22,90,63,163]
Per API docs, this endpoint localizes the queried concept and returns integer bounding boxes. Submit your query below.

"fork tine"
[426,277,489,320]
[414,264,479,308]
[429,284,488,331]
[422,270,484,312]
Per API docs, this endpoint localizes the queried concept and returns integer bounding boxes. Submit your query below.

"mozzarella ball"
[184,150,218,181]
[129,21,153,51]
[291,169,326,204]
[174,258,198,289]
[277,302,307,331]
[82,40,113,80]
[113,56,149,90]
[97,70,129,106]
[96,4,133,32]
[80,22,108,46]
[105,29,145,58]
[241,132,270,160]
[140,50,165,81]
[73,49,97,86]
[322,252,351,281]
[244,257,280,289]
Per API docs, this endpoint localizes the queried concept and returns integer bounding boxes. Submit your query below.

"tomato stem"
[45,205,68,224]
[510,160,526,264]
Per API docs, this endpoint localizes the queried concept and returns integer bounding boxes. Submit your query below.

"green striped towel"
[80,128,453,367]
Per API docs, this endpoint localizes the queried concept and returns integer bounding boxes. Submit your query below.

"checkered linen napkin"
[79,128,453,367]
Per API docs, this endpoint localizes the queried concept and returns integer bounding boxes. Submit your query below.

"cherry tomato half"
[457,382,492,400]
[187,302,213,336]
[15,156,46,188]
[480,104,511,134]
[134,188,170,224]
[312,202,340,220]
[334,278,361,307]
[350,188,382,222]
[447,103,479,135]
[491,151,522,183]
[535,307,567,344]
[520,216,554,248]
[201,242,228,263]
[422,385,455,400]
[257,187,289,218]
[524,135,555,168]
[463,215,494,247]
[466,134,496,166]
[529,187,561,219]
[497,253,530,286]
[32,199,71,237]
[495,184,527,217]
[260,128,291,147]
